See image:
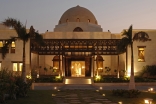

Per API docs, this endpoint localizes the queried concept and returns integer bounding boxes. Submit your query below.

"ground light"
[102,94,105,96]
[55,74,61,79]
[148,88,154,92]
[144,98,153,104]
[95,75,101,81]
[52,94,56,96]
[99,87,103,90]
[54,87,57,90]
[118,102,122,104]
[26,75,32,79]
[96,90,99,92]
[37,73,39,78]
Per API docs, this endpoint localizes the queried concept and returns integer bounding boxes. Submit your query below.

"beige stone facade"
[0,6,156,78]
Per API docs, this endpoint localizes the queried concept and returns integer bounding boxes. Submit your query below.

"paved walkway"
[52,89,118,104]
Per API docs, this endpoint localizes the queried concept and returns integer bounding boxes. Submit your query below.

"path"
[52,89,118,104]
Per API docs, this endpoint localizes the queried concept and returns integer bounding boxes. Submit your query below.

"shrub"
[139,65,156,77]
[34,76,63,83]
[15,76,32,98]
[0,68,33,103]
[112,89,141,98]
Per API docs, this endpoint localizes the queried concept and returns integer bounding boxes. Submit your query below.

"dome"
[59,5,98,25]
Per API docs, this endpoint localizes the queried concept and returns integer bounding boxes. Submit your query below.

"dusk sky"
[0,0,156,33]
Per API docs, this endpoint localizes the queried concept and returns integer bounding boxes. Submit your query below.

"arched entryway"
[73,27,83,32]
[65,56,91,77]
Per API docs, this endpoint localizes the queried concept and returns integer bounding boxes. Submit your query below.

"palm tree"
[1,17,44,82]
[117,25,149,89]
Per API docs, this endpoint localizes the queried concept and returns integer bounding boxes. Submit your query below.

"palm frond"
[127,25,132,40]
[34,32,45,46]
[117,37,130,54]
[133,31,149,42]
[121,25,132,40]
[3,17,28,41]
[29,26,35,38]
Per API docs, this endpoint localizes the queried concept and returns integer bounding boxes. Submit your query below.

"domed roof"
[59,5,98,25]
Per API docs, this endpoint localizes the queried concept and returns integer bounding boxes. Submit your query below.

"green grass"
[6,90,58,104]
[100,90,156,104]
[5,90,156,104]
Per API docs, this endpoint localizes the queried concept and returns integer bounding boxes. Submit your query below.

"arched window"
[76,18,80,22]
[52,55,60,70]
[96,55,104,73]
[88,19,90,22]
[66,19,69,22]
[73,27,83,32]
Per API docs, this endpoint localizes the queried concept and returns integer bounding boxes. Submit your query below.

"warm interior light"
[102,94,105,96]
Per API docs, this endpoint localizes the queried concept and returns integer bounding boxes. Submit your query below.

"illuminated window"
[13,62,22,71]
[0,41,3,53]
[19,63,23,71]
[13,63,18,71]
[11,41,15,53]
[0,62,1,71]
[77,18,80,22]
[138,47,145,62]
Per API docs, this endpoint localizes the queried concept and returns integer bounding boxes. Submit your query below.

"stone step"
[64,77,92,84]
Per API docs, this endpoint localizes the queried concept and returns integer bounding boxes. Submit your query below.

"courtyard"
[6,89,156,104]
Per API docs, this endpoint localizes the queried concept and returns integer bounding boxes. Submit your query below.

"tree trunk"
[21,40,26,82]
[129,42,135,89]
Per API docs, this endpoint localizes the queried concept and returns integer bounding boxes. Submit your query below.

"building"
[0,5,155,79]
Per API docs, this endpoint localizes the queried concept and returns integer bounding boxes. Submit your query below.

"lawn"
[100,90,156,104]
[5,90,156,104]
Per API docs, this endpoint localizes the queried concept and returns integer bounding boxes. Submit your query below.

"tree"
[117,25,149,89]
[1,17,44,82]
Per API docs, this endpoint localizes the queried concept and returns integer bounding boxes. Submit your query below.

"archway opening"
[73,27,83,32]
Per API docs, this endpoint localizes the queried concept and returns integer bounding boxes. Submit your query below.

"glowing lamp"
[54,87,57,90]
[99,87,103,90]
[144,98,153,104]
[37,74,39,78]
[148,88,153,92]
[118,101,122,104]
[52,94,56,96]
[102,94,105,96]
[96,90,99,92]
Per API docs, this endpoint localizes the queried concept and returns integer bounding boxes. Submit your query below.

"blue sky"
[0,0,156,33]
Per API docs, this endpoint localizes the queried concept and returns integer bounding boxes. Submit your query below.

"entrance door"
[71,61,85,77]
[65,56,91,77]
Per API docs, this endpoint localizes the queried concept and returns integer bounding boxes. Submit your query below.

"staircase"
[61,77,95,89]
[65,77,92,84]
